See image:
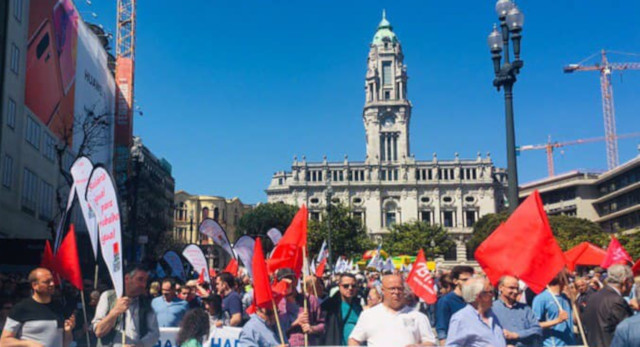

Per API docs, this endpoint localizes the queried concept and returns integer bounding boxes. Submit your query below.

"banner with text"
[266,228,282,246]
[162,251,186,281]
[233,236,255,278]
[157,326,240,347]
[86,166,123,297]
[70,156,98,258]
[182,244,210,284]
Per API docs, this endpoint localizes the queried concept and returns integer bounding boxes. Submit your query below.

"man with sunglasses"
[321,273,362,345]
[435,265,473,345]
[348,274,436,346]
[492,275,542,346]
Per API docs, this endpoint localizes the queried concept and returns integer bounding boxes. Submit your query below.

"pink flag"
[600,236,632,269]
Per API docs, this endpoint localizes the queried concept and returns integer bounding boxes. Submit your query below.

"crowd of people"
[1,262,639,346]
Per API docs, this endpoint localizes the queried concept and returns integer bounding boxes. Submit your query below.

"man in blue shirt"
[445,276,506,347]
[532,273,576,346]
[239,306,286,346]
[492,275,542,346]
[216,272,243,327]
[435,265,473,344]
[151,278,188,327]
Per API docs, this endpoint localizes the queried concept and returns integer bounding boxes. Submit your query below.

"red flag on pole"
[406,249,437,304]
[600,236,632,269]
[632,259,640,276]
[315,258,327,278]
[474,190,566,293]
[56,224,83,290]
[267,205,308,277]
[253,237,274,309]
[224,258,239,277]
[197,268,206,285]
[41,240,57,273]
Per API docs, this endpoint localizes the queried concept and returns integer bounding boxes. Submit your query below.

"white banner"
[182,244,210,284]
[199,219,234,258]
[70,156,98,258]
[162,251,186,281]
[86,167,123,297]
[233,236,255,278]
[158,326,241,347]
[266,228,282,246]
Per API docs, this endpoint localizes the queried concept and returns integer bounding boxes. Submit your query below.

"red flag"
[632,259,640,276]
[198,268,205,284]
[41,240,57,273]
[209,268,217,279]
[224,258,239,277]
[253,237,274,309]
[407,249,437,304]
[474,190,566,293]
[600,236,632,269]
[315,258,327,278]
[267,205,308,277]
[56,225,83,290]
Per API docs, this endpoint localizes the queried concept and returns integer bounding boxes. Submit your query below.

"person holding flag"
[531,272,576,346]
[92,263,159,347]
[0,268,76,346]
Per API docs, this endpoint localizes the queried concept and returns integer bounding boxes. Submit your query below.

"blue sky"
[79,0,640,203]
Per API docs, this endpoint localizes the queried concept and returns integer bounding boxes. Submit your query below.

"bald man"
[1,268,76,347]
[348,274,436,346]
[492,275,541,346]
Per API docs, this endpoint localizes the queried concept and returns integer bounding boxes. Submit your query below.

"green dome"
[372,10,398,45]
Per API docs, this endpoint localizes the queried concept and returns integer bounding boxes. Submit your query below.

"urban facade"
[266,14,508,262]
[128,136,175,261]
[173,191,253,267]
[520,154,640,234]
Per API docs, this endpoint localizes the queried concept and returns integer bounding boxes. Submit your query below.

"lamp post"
[488,0,524,213]
[326,178,333,274]
[189,211,194,244]
[429,239,436,260]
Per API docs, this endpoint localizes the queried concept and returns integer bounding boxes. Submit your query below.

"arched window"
[213,207,220,222]
[384,201,398,227]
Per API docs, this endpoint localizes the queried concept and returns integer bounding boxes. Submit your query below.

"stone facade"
[266,13,508,262]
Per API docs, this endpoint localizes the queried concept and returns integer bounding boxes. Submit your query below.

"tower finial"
[382,9,386,20]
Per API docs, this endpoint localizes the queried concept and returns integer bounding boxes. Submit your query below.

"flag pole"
[271,299,285,346]
[80,291,91,347]
[561,272,589,347]
[302,247,309,347]
[93,264,99,290]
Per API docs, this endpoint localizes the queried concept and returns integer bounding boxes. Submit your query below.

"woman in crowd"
[176,308,210,347]
[364,285,382,310]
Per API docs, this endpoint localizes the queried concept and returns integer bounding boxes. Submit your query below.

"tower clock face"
[382,115,395,128]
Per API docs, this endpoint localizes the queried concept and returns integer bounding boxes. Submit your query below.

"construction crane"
[114,0,136,191]
[518,132,640,177]
[564,49,640,170]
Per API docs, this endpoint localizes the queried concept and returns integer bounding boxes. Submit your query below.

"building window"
[382,61,392,85]
[39,180,54,220]
[384,201,398,227]
[43,132,56,161]
[353,211,364,224]
[310,212,320,221]
[384,91,390,100]
[13,0,23,22]
[2,155,13,189]
[420,210,431,224]
[25,116,41,149]
[465,210,476,227]
[10,43,19,74]
[7,98,16,129]
[443,211,455,227]
[22,168,38,214]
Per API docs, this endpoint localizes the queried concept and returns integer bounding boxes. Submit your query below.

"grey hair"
[461,277,486,303]
[607,264,633,285]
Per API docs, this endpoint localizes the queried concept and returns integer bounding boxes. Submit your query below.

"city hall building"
[266,14,508,261]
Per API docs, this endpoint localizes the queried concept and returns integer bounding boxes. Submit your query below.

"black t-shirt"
[3,297,65,346]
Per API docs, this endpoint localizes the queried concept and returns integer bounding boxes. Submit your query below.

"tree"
[307,205,374,259]
[382,221,456,259]
[237,202,298,238]
[467,212,608,255]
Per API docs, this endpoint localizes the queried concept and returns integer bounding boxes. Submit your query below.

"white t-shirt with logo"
[349,304,436,347]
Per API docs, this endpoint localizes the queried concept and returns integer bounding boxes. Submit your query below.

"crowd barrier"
[156,326,241,347]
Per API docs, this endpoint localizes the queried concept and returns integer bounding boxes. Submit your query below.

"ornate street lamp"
[488,0,525,213]
[326,178,333,274]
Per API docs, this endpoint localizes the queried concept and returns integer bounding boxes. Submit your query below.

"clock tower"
[363,11,411,164]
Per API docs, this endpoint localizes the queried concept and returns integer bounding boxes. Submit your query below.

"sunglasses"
[341,284,356,289]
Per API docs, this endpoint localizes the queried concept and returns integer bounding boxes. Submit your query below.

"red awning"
[564,242,607,271]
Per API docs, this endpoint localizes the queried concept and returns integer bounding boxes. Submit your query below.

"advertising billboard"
[26,0,115,170]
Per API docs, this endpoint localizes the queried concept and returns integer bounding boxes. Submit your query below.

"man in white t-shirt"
[348,274,436,346]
